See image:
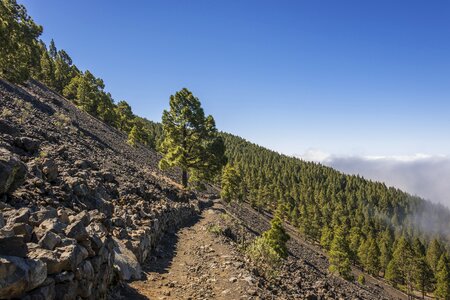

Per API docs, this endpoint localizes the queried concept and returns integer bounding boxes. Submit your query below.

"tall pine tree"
[159,88,226,188]
[435,254,450,300]
[329,226,353,280]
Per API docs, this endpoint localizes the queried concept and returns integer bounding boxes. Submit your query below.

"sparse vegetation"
[246,216,290,279]
[358,274,365,285]
[206,223,223,235]
[54,112,71,128]
[1,107,13,118]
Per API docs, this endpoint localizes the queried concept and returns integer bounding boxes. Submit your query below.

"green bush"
[358,274,365,285]
[246,235,282,279]
[246,216,290,279]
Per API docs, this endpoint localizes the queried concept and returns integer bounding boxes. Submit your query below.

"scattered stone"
[38,231,61,250]
[34,218,66,240]
[10,222,33,242]
[54,271,74,283]
[55,280,78,300]
[65,220,89,241]
[30,207,58,226]
[40,158,58,182]
[14,137,40,153]
[7,207,31,224]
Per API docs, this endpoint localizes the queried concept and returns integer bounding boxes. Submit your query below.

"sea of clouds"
[297,149,450,207]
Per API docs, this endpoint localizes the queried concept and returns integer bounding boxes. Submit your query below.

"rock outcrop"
[0,79,202,299]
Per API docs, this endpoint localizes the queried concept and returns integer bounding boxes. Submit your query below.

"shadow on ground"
[111,215,202,299]
[141,214,202,275]
[113,284,150,300]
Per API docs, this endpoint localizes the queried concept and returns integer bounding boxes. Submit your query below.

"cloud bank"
[297,150,450,207]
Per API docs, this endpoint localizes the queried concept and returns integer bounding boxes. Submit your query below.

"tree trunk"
[182,169,188,188]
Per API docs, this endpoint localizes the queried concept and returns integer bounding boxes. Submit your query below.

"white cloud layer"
[296,149,450,207]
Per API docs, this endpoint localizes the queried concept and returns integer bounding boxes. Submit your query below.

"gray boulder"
[28,244,89,275]
[7,207,31,224]
[30,207,58,226]
[21,278,55,300]
[34,218,66,241]
[112,237,141,280]
[65,220,88,241]
[38,231,61,250]
[0,150,27,195]
[0,255,47,298]
[14,137,40,154]
[40,158,58,182]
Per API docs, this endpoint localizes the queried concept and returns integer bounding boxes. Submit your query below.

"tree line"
[220,133,450,299]
[0,0,158,149]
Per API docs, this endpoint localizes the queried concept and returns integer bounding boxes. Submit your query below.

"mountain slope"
[0,79,200,299]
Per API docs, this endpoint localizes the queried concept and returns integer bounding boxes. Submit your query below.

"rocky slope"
[0,79,203,299]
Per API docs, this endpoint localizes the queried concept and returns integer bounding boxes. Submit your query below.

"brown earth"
[115,201,264,300]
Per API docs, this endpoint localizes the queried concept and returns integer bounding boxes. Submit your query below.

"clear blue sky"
[20,0,450,157]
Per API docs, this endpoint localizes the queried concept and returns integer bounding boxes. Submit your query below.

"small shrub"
[245,216,290,279]
[54,112,71,127]
[18,110,31,124]
[358,274,365,285]
[219,213,231,222]
[246,236,282,279]
[206,224,223,235]
[1,108,13,118]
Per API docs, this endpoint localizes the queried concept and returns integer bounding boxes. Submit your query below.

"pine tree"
[427,238,443,275]
[262,216,291,259]
[348,227,362,264]
[159,88,226,188]
[39,50,55,88]
[435,254,450,300]
[358,236,381,276]
[328,226,353,280]
[412,238,433,299]
[49,38,57,59]
[221,163,242,202]
[54,49,75,93]
[379,229,393,275]
[76,71,97,115]
[385,237,414,295]
[115,100,134,132]
[127,125,139,147]
[320,226,333,251]
[0,0,42,83]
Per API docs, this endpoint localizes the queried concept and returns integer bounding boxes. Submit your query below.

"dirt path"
[116,202,260,300]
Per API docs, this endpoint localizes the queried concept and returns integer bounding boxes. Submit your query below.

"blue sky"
[21,0,450,157]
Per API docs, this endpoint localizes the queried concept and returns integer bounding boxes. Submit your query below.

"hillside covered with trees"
[1,0,450,298]
[221,133,450,297]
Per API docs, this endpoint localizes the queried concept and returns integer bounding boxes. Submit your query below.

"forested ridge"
[1,0,450,298]
[221,132,450,296]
